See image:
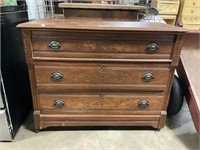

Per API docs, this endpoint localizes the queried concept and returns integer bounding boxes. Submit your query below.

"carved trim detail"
[174,34,184,58]
[171,33,185,66]
[22,29,32,60]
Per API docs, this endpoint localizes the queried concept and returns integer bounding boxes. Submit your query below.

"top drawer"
[184,0,200,7]
[31,30,176,60]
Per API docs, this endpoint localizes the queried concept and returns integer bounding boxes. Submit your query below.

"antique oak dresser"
[18,18,186,132]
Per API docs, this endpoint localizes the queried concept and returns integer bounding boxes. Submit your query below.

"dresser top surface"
[17,19,187,33]
[58,3,146,10]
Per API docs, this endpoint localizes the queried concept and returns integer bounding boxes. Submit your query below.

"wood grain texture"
[31,30,175,60]
[21,29,33,63]
[18,18,186,131]
[34,62,170,86]
[17,19,187,32]
[158,111,167,128]
[63,9,138,21]
[38,92,164,110]
[171,33,185,66]
[59,3,146,10]
[176,32,200,133]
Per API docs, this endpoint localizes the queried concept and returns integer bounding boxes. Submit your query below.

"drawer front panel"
[35,62,170,87]
[184,0,200,7]
[32,31,175,59]
[39,92,164,110]
[181,15,200,24]
[182,7,200,15]
[183,24,200,30]
[157,3,179,14]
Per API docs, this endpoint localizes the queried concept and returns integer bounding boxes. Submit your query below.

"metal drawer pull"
[53,99,64,108]
[138,100,149,109]
[147,43,158,53]
[51,72,63,81]
[142,73,154,81]
[48,41,61,51]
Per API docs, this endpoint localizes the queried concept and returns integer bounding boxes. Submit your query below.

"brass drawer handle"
[53,99,64,108]
[142,73,154,81]
[147,43,158,53]
[51,72,63,81]
[48,41,61,51]
[138,100,149,109]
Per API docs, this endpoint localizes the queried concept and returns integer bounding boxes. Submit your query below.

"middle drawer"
[35,62,170,91]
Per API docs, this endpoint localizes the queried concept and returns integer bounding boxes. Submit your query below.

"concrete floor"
[0,100,199,150]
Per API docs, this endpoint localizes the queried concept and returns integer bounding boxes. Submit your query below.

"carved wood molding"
[22,29,33,63]
[171,33,185,66]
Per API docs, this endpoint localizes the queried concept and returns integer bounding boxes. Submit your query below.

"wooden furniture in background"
[59,3,146,21]
[178,0,200,30]
[151,0,180,25]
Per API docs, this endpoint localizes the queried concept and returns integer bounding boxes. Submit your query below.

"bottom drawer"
[38,92,164,111]
[34,110,166,129]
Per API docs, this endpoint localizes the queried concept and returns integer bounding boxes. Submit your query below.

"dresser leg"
[33,111,41,131]
[158,111,167,128]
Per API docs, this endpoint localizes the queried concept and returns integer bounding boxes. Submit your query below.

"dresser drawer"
[183,24,200,30]
[35,62,170,90]
[38,92,164,111]
[32,30,175,60]
[184,0,200,7]
[182,7,200,15]
[180,15,200,24]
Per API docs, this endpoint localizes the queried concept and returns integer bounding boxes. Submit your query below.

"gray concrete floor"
[0,100,199,150]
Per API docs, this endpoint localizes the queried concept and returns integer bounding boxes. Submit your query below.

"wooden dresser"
[18,19,186,132]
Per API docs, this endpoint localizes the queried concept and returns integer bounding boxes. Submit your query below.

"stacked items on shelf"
[151,0,180,25]
[178,0,200,30]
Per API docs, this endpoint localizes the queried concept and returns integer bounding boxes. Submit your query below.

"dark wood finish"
[31,30,175,60]
[176,32,200,133]
[63,9,138,21]
[59,3,145,21]
[17,20,187,32]
[18,19,186,131]
[35,62,170,87]
[38,92,164,110]
[58,3,146,10]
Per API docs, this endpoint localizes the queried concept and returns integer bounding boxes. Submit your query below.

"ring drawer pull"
[48,41,61,51]
[147,43,159,53]
[51,72,63,81]
[142,73,154,81]
[138,100,149,109]
[53,99,64,108]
